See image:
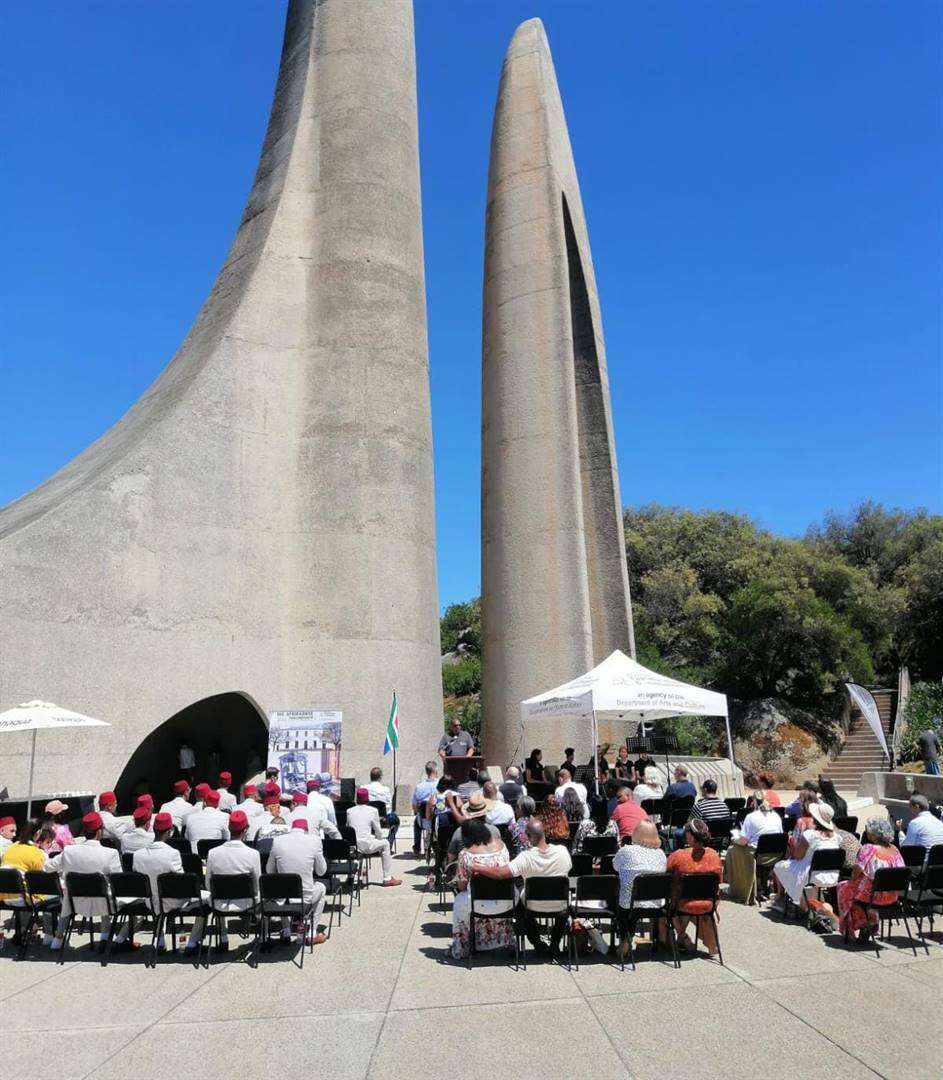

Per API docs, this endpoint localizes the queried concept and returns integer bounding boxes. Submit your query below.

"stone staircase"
[823,688,895,793]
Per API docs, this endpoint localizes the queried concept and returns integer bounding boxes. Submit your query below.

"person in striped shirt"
[672,778,731,847]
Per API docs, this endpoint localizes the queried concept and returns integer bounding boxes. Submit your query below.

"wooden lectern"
[443,755,482,784]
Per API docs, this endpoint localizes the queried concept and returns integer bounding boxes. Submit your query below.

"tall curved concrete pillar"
[481,19,635,768]
[0,0,442,797]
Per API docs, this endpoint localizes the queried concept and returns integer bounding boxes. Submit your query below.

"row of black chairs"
[467,871,723,971]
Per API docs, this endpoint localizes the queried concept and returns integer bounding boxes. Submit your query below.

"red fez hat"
[292,791,307,804]
[194,783,211,797]
[98,791,117,806]
[229,810,248,833]
[306,777,321,790]
[137,794,154,808]
[263,795,280,808]
[204,789,220,807]
[0,816,15,828]
[82,811,103,834]
[244,784,257,796]
[174,780,189,794]
[219,771,232,784]
[132,806,151,824]
[291,818,309,831]
[356,786,369,803]
[153,812,173,832]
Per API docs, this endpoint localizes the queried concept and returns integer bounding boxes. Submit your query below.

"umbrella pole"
[592,708,599,797]
[26,729,37,819]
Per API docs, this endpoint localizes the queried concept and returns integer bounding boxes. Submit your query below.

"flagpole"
[392,689,397,811]
[26,729,37,819]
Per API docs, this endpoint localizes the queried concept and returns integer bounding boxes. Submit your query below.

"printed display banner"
[267,709,342,794]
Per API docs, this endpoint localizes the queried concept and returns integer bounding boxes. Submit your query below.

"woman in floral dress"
[451,819,514,960]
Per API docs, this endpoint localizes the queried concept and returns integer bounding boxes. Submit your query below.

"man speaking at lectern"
[438,717,475,764]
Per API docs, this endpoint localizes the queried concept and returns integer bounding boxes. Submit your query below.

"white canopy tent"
[0,700,110,817]
[520,650,735,791]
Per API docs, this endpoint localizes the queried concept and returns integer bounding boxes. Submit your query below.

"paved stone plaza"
[1,848,941,1080]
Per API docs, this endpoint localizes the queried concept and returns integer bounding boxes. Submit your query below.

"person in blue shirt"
[411,761,439,854]
[664,765,697,801]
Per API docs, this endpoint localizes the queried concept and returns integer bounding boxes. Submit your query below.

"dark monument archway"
[114,691,268,812]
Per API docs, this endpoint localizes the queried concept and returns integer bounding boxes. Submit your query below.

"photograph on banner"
[267,709,342,794]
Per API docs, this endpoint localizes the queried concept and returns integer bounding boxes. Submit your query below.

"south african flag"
[383,690,400,754]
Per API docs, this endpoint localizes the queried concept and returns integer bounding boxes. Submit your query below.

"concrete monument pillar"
[0,0,442,798]
[481,19,635,769]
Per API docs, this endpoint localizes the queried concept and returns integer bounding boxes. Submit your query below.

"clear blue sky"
[1,3,940,609]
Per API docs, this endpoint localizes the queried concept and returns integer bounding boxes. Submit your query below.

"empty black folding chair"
[62,871,115,965]
[20,871,63,959]
[705,817,733,852]
[724,798,746,815]
[165,836,190,855]
[468,876,518,968]
[260,873,316,967]
[673,872,723,964]
[433,824,457,903]
[570,875,619,970]
[181,850,205,884]
[202,873,260,966]
[569,853,594,880]
[909,864,943,942]
[107,871,154,961]
[154,872,208,966]
[899,845,926,883]
[619,871,677,970]
[197,838,226,861]
[582,835,618,859]
[833,816,858,834]
[323,836,359,930]
[520,876,570,969]
[847,865,922,957]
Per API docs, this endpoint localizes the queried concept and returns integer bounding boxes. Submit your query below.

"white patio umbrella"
[520,650,735,793]
[0,700,110,817]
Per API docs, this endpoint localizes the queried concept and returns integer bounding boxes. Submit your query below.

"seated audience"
[758,772,781,807]
[666,820,722,956]
[346,787,402,886]
[507,796,536,858]
[896,793,943,854]
[788,789,820,853]
[819,816,904,941]
[215,770,237,812]
[411,761,439,854]
[451,818,513,960]
[690,779,731,826]
[611,786,650,841]
[554,769,589,816]
[817,776,848,819]
[724,792,782,903]
[305,776,337,824]
[786,780,819,817]
[483,781,515,827]
[498,766,527,805]
[97,790,132,841]
[0,816,16,857]
[41,800,74,854]
[474,819,572,956]
[523,749,545,786]
[256,795,290,841]
[267,819,328,947]
[205,810,261,953]
[121,806,155,854]
[133,811,203,955]
[50,812,122,952]
[536,794,570,842]
[446,794,499,859]
[771,801,840,914]
[560,786,585,824]
[430,774,461,829]
[185,789,230,853]
[559,748,579,780]
[573,798,619,852]
[614,745,634,782]
[664,765,696,801]
[160,780,195,830]
[456,768,483,802]
[1,820,48,945]
[634,767,664,804]
[613,819,668,945]
[367,766,393,814]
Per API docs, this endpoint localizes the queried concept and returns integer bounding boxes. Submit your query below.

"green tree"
[440,597,481,655]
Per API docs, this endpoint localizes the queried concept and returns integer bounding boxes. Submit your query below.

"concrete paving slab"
[1,956,217,1030]
[759,968,943,1078]
[893,955,943,988]
[2,1024,145,1080]
[370,999,631,1080]
[569,948,739,997]
[589,982,877,1080]
[0,956,77,1003]
[87,1014,383,1080]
